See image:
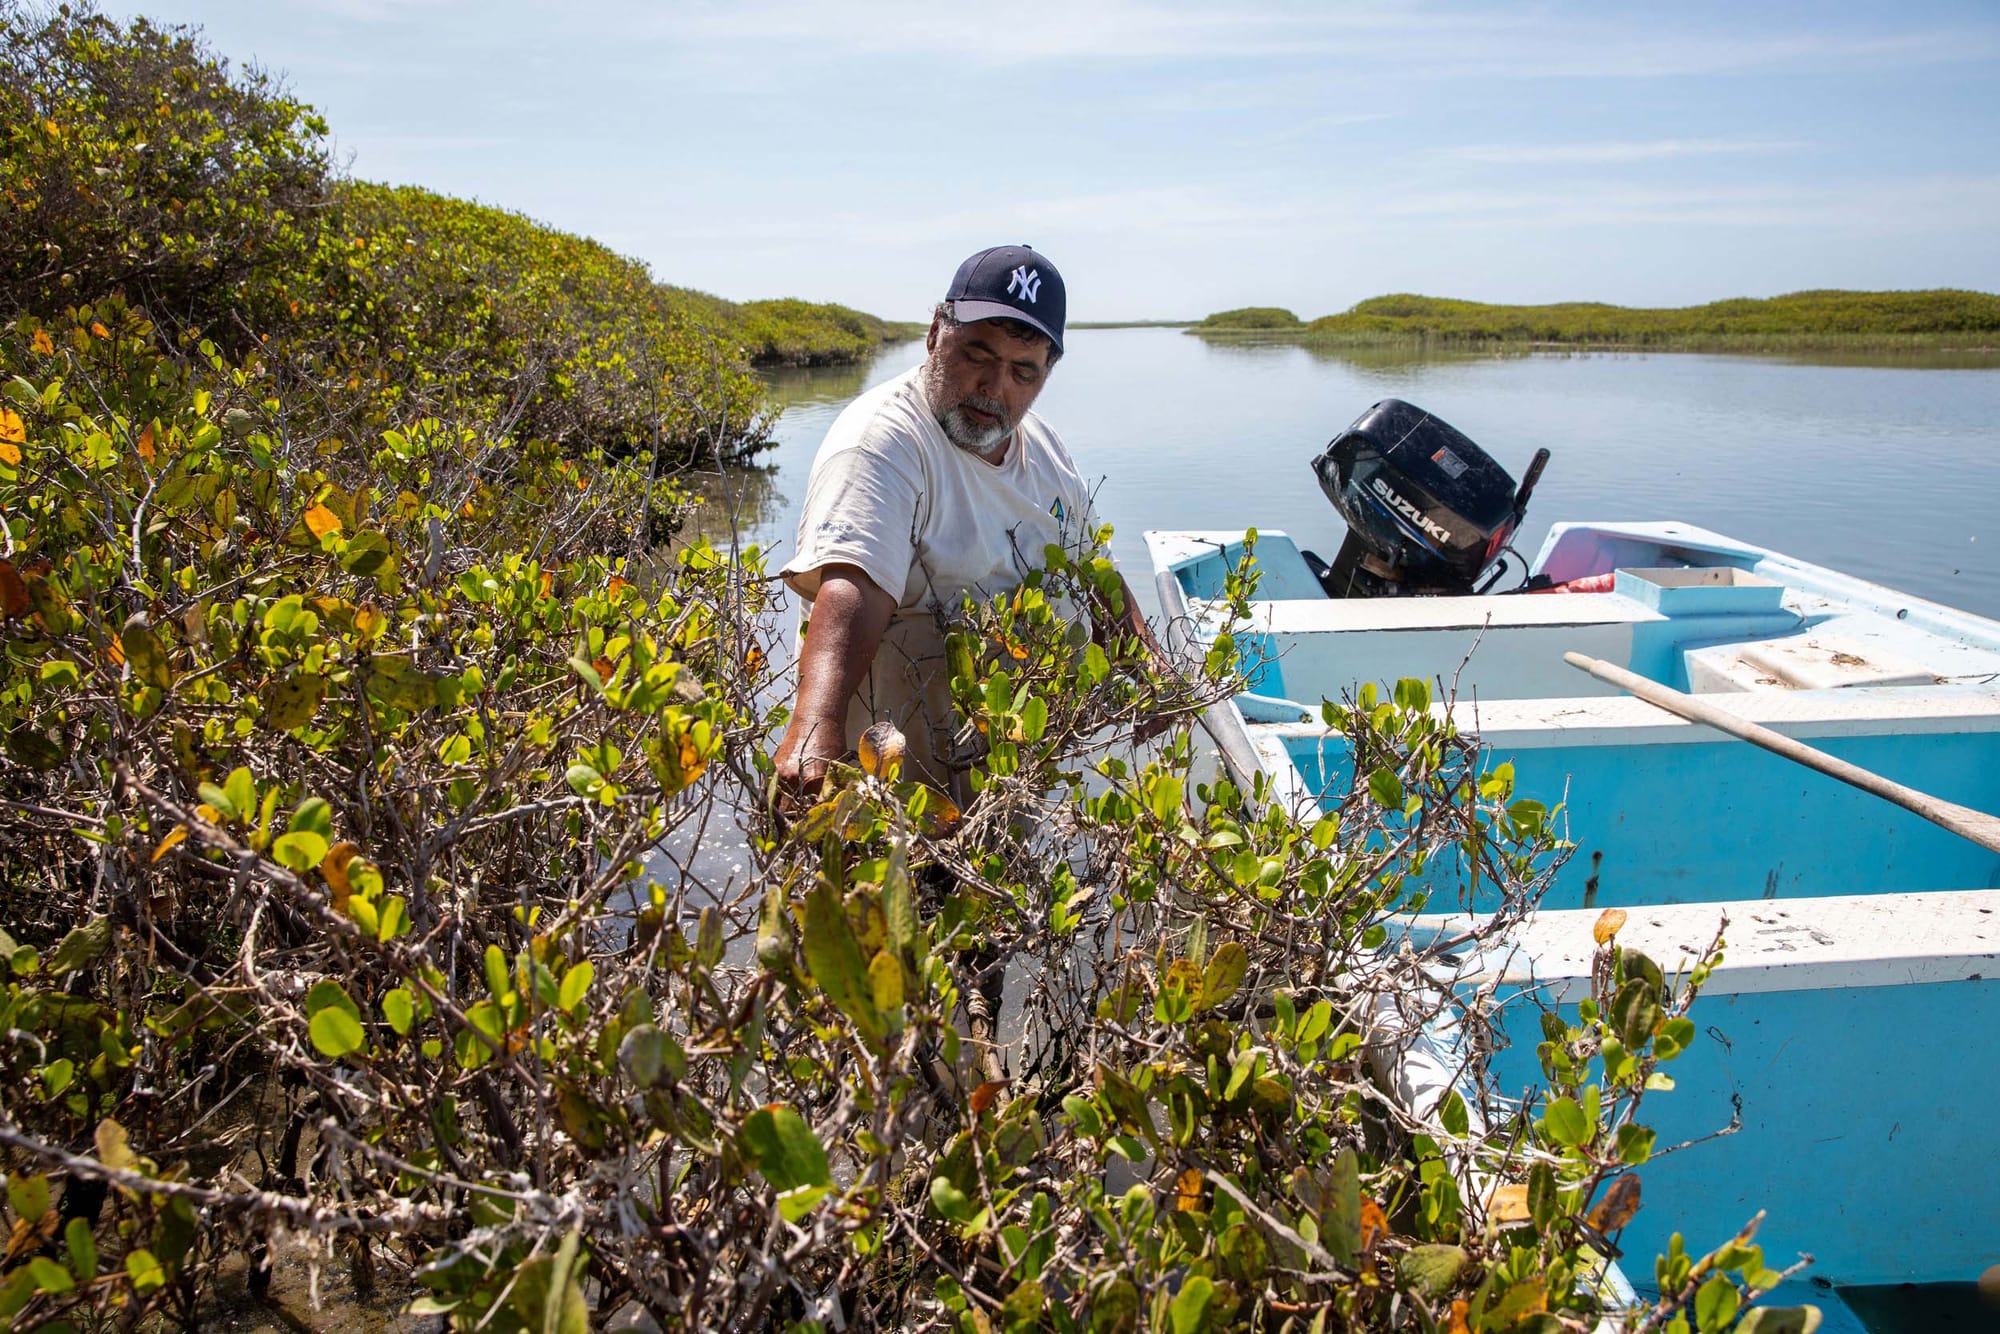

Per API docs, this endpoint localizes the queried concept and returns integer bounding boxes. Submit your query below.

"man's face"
[921,315,1053,457]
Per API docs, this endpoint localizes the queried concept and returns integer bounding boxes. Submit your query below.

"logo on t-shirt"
[1048,496,1065,523]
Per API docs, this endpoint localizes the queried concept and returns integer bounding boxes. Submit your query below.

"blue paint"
[1482,977,2000,1294]
[1156,520,2000,1322]
[1288,729,2000,907]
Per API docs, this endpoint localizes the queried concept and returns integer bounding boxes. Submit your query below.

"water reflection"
[1191,331,2000,375]
[762,357,883,411]
[676,464,785,553]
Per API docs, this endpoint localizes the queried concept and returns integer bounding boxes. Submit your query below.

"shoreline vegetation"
[1189,291,2000,353]
[0,7,1841,1332]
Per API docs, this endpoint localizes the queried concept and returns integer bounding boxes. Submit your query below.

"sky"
[100,0,2000,321]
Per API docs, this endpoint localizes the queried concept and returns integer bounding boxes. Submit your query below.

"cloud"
[1447,139,1810,166]
[303,0,472,23]
[656,0,1998,79]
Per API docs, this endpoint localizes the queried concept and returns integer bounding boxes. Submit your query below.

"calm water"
[702,329,2000,623]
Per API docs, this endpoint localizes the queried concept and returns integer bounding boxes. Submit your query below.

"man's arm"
[774,563,896,803]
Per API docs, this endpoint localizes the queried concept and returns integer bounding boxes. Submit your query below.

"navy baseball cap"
[944,244,1066,353]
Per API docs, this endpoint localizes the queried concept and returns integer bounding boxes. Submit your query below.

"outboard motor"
[1306,398,1549,598]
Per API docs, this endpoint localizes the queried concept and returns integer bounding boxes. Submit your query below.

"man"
[774,244,1155,802]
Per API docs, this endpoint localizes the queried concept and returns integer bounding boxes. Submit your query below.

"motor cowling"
[1309,398,1546,597]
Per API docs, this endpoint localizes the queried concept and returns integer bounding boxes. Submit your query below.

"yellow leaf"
[90,321,110,340]
[857,721,904,779]
[194,804,223,825]
[1487,1183,1531,1224]
[1359,1196,1387,1251]
[677,732,707,783]
[1593,908,1628,945]
[1175,1168,1205,1212]
[302,503,341,539]
[30,330,53,356]
[150,826,188,863]
[94,1119,136,1172]
[321,841,360,911]
[0,407,23,444]
[354,604,384,640]
[916,784,962,837]
[135,423,156,464]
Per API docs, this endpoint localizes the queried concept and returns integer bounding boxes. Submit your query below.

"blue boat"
[1145,400,2000,1331]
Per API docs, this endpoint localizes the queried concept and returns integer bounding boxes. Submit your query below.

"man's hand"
[773,564,896,816]
[772,713,845,809]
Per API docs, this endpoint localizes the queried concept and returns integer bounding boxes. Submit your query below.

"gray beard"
[923,360,1012,454]
[938,403,1011,454]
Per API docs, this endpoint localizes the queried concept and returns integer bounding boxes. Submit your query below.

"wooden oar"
[1563,650,2000,856]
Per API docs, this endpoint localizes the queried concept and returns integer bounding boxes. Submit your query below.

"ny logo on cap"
[1007,265,1041,303]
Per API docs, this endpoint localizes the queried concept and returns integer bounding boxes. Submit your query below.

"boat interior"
[1149,521,2000,910]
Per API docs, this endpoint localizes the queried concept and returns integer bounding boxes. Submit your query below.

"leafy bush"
[0,312,1814,1328]
[315,183,776,464]
[0,2,331,344]
[709,295,925,367]
[1193,307,1302,331]
[0,7,1822,1332]
[0,3,922,477]
[1190,290,2000,348]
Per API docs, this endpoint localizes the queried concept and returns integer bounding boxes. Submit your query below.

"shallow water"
[714,330,2000,623]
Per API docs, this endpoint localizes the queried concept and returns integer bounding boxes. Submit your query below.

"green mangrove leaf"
[1090,1277,1140,1334]
[803,882,879,1039]
[7,1173,50,1225]
[1542,1095,1590,1148]
[739,1103,831,1193]
[1397,1243,1466,1300]
[121,613,173,689]
[1324,1146,1362,1265]
[366,655,436,712]
[262,672,326,730]
[125,1248,165,1291]
[309,1006,366,1058]
[64,1216,97,1282]
[558,961,593,1012]
[1167,1274,1214,1334]
[46,916,111,975]
[619,1023,667,1087]
[1695,1274,1741,1332]
[1368,766,1404,808]
[272,830,328,872]
[381,987,415,1036]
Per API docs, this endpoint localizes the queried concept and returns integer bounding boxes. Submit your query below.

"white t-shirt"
[780,365,1101,786]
